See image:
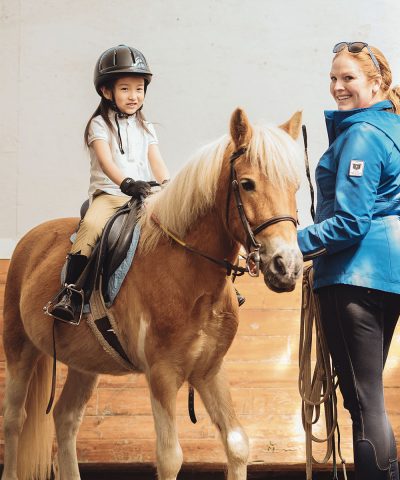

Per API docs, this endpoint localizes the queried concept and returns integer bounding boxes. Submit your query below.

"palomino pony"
[2,108,303,480]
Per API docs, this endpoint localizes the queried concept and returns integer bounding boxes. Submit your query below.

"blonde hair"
[139,124,302,253]
[334,45,400,114]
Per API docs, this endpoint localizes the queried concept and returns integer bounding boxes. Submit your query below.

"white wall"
[1,0,400,257]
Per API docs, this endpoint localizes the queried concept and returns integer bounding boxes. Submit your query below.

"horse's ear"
[230,108,252,149]
[279,111,303,140]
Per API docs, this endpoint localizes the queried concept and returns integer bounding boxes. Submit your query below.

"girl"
[51,44,170,323]
[298,42,400,479]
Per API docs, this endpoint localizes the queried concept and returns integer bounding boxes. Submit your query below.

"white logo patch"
[349,160,364,177]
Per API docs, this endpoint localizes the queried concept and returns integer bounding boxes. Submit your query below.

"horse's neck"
[184,208,240,268]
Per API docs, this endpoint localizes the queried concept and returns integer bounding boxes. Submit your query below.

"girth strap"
[94,316,133,365]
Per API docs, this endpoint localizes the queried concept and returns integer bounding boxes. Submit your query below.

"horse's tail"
[2,234,55,480]
[17,354,54,480]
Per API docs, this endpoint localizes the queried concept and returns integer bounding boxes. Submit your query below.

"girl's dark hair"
[84,75,151,147]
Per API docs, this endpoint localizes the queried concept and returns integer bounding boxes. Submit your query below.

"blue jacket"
[298,100,400,293]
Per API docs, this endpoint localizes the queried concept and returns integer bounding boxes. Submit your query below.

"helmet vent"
[130,49,136,66]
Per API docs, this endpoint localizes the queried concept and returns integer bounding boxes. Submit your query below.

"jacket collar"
[324,100,393,145]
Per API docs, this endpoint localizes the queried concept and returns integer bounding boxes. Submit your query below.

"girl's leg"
[51,193,128,322]
[71,193,128,257]
[317,285,400,480]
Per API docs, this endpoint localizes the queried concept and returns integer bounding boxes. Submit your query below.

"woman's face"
[330,54,382,110]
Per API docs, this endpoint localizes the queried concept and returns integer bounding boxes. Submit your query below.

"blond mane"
[140,124,302,252]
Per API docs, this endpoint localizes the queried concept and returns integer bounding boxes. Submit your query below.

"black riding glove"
[120,177,151,200]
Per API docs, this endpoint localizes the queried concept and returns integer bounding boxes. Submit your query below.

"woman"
[298,42,400,479]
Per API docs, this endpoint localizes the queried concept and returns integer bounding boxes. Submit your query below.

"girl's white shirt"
[87,112,158,201]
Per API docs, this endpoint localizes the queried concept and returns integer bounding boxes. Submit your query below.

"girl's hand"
[120,178,151,199]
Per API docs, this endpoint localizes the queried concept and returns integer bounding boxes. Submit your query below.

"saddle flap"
[105,200,141,277]
[79,199,140,304]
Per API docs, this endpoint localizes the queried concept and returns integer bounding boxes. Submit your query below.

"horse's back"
[12,217,78,268]
[6,217,78,293]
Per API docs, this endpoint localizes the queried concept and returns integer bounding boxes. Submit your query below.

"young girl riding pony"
[50,44,170,323]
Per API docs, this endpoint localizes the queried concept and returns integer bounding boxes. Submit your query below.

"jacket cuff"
[298,225,328,259]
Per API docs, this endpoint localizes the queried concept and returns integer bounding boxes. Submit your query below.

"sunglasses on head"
[333,42,381,73]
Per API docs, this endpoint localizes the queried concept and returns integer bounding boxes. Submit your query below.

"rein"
[151,214,247,277]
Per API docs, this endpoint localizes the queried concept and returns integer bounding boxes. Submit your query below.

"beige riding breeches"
[71,193,128,257]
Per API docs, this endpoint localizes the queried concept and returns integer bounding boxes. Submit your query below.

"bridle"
[152,145,298,278]
[225,146,298,277]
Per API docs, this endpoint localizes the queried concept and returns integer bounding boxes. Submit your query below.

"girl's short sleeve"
[146,122,158,145]
[88,116,111,145]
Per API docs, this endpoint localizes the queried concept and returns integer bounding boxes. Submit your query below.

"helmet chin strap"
[107,93,144,154]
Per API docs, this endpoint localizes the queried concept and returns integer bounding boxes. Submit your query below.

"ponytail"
[387,85,400,114]
[347,45,400,116]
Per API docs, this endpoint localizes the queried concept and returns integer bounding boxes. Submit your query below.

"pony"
[1,108,303,480]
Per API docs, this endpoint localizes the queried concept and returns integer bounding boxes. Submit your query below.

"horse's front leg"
[53,368,98,480]
[148,363,183,480]
[192,366,249,480]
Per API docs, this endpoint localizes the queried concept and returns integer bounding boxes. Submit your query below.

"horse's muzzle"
[261,248,303,293]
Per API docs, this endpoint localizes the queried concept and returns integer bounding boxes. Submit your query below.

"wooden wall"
[1,258,400,471]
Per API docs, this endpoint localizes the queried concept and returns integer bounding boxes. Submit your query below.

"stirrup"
[43,284,84,326]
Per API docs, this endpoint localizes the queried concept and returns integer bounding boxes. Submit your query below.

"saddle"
[79,197,142,304]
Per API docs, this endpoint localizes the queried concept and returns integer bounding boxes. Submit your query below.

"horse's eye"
[240,179,255,192]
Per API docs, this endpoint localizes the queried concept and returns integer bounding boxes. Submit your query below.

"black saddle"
[79,197,141,304]
[73,182,161,304]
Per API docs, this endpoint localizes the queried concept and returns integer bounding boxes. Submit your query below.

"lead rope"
[299,266,347,480]
[300,125,346,479]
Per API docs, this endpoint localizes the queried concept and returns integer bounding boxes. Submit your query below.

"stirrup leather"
[43,284,84,326]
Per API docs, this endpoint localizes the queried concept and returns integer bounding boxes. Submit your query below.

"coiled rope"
[299,265,347,480]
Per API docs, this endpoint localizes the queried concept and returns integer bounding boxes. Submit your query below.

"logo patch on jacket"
[349,160,364,177]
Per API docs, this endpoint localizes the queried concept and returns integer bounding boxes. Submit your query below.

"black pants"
[317,285,400,480]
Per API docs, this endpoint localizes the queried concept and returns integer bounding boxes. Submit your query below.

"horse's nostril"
[273,255,286,275]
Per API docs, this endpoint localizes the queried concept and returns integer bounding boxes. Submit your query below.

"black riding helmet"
[94,44,152,95]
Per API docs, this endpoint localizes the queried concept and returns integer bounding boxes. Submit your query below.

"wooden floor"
[1,258,400,476]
